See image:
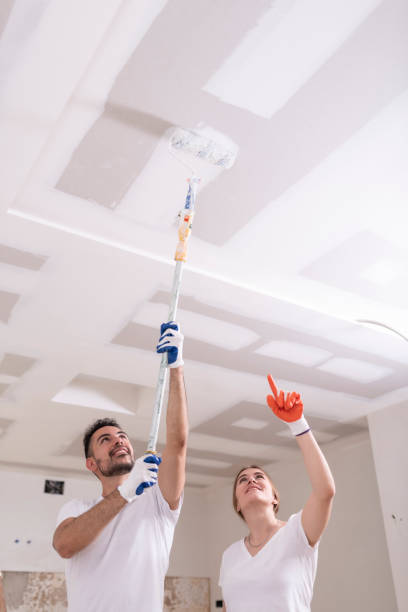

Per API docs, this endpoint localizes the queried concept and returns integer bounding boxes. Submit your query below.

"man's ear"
[86,456,97,474]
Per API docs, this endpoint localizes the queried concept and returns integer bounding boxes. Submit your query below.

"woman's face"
[235,467,275,515]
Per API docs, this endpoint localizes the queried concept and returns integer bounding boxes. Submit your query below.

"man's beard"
[96,456,135,477]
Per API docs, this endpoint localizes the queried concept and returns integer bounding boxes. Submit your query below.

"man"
[53,322,187,612]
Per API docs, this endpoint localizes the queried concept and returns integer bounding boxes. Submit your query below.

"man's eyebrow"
[95,430,128,443]
[96,432,111,443]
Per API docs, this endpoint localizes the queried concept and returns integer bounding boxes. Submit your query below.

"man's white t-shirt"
[56,486,181,612]
[219,511,318,612]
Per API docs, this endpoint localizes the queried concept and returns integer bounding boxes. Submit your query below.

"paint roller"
[146,125,238,453]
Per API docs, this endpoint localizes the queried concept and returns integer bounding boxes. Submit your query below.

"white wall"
[368,401,408,612]
[204,432,398,612]
[0,467,98,572]
[0,465,208,578]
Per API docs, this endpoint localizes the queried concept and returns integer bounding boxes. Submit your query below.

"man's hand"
[118,454,162,502]
[156,322,184,368]
[266,375,310,436]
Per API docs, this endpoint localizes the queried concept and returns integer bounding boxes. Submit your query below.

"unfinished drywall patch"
[204,0,380,118]
[0,290,19,323]
[0,243,47,271]
[0,353,36,377]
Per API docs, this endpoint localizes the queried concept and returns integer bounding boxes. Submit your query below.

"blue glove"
[156,321,184,368]
[118,454,162,501]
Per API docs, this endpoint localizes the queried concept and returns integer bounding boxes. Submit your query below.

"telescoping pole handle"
[146,177,199,453]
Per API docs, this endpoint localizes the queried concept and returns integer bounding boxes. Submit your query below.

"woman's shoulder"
[222,537,244,558]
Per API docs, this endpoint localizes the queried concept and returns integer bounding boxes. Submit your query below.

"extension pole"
[146,177,199,453]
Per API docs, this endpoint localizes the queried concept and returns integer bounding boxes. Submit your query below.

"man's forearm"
[53,489,127,558]
[167,367,188,449]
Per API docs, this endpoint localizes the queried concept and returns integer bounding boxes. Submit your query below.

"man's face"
[86,426,135,478]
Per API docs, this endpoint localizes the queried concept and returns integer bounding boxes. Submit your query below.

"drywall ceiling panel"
[192,400,366,445]
[0,243,47,271]
[0,353,36,377]
[204,0,380,118]
[52,374,154,416]
[194,0,408,245]
[302,231,408,309]
[0,0,15,39]
[111,291,407,399]
[0,290,19,323]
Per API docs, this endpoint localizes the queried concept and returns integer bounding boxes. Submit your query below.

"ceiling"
[0,0,407,487]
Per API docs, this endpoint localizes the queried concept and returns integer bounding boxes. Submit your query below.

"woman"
[219,375,335,612]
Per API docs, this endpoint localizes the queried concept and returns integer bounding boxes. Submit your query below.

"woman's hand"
[266,375,303,422]
[266,375,309,436]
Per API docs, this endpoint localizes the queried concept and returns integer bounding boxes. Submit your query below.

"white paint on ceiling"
[224,86,408,339]
[117,126,235,230]
[204,0,381,118]
[317,358,393,384]
[255,341,332,367]
[362,258,406,285]
[132,302,259,351]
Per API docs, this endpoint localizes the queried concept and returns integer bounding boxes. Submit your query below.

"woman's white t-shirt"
[219,511,318,612]
[56,486,181,612]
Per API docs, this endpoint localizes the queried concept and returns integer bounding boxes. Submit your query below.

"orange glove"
[266,375,310,436]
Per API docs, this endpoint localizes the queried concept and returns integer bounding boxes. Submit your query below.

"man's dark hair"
[83,418,121,458]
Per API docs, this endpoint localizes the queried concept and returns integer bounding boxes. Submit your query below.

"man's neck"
[101,473,129,498]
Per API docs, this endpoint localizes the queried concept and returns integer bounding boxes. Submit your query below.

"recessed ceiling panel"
[0,383,10,396]
[317,358,392,383]
[255,341,332,367]
[112,291,408,399]
[186,446,277,478]
[0,353,36,376]
[301,231,408,308]
[321,324,408,365]
[0,243,47,270]
[52,374,154,415]
[192,401,366,446]
[0,1,15,38]
[232,417,269,431]
[0,290,19,323]
[133,301,259,350]
[0,417,13,438]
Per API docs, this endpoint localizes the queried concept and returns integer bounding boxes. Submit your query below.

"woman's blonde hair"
[232,465,280,521]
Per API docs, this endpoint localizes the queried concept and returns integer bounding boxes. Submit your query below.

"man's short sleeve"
[56,499,91,527]
[154,485,183,525]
